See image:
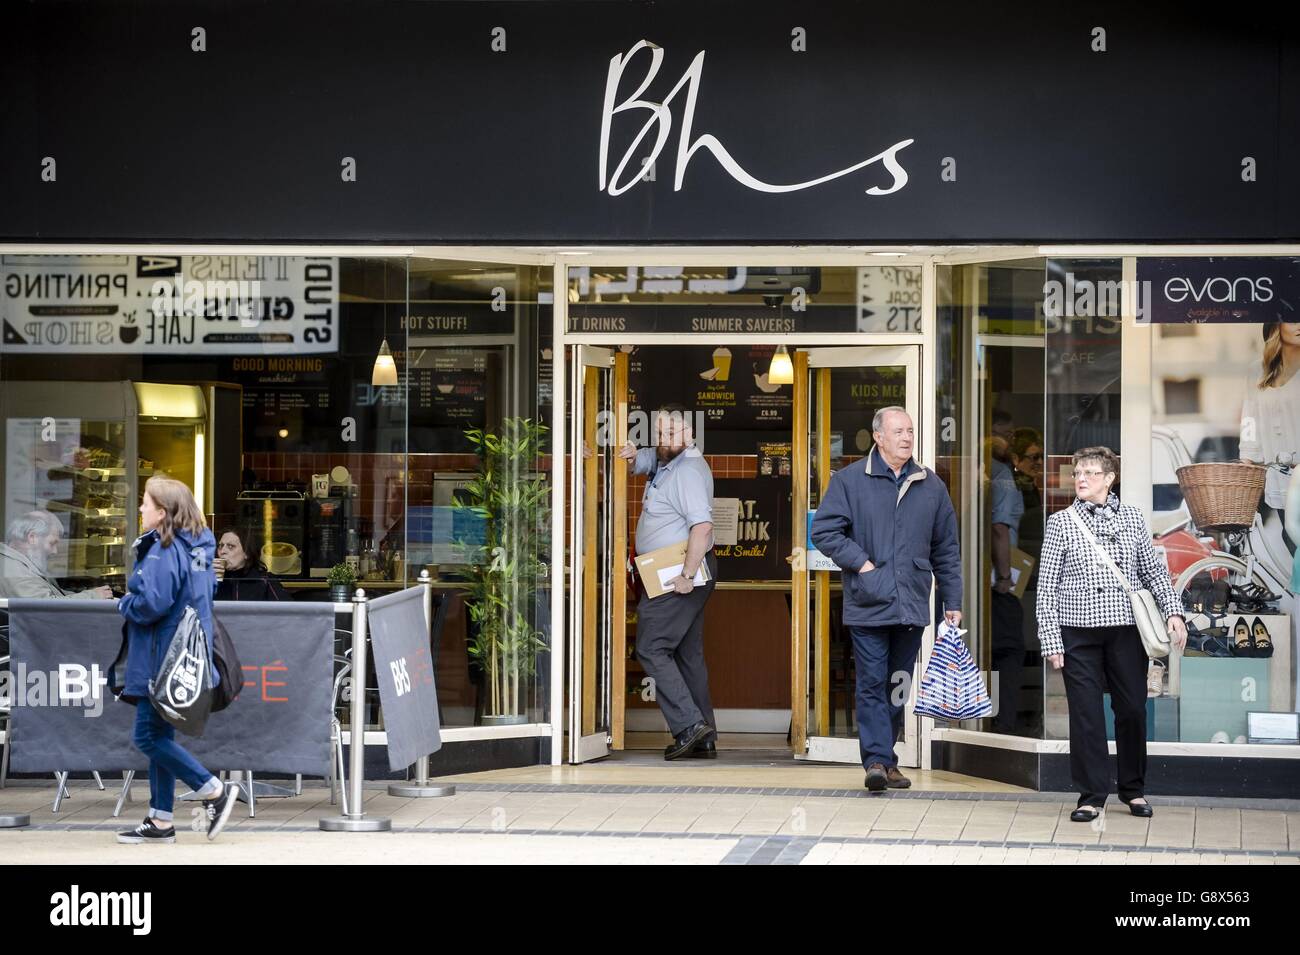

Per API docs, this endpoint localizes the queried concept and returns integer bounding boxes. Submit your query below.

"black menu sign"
[711,477,791,582]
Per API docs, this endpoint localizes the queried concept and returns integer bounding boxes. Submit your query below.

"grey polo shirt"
[633,445,714,553]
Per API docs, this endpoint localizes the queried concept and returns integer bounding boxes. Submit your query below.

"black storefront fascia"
[4,1,1300,795]
[2,0,1299,245]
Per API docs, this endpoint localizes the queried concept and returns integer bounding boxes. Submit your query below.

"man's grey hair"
[872,405,910,433]
[6,510,61,547]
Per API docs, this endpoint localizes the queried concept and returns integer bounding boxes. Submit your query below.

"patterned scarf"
[1078,492,1120,541]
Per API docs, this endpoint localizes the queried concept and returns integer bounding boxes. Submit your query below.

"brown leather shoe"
[864,763,888,792]
[886,767,912,789]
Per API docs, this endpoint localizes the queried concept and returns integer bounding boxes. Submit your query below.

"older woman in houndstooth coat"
[1037,447,1187,823]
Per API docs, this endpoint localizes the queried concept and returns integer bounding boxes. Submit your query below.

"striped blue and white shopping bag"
[914,621,993,721]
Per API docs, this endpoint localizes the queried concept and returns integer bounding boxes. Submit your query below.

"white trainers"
[203,783,239,841]
[1146,660,1165,698]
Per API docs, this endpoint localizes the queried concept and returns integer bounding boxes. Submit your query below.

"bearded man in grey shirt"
[619,403,718,760]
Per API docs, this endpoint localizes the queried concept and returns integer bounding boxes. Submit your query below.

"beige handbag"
[1067,507,1170,659]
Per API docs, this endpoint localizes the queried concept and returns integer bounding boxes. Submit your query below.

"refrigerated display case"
[1,380,222,590]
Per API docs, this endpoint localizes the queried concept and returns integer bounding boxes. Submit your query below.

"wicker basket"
[1175,462,1266,530]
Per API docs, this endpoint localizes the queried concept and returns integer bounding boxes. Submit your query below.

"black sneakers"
[203,782,239,841]
[116,817,176,844]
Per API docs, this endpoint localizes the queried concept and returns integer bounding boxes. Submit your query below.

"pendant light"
[767,345,794,385]
[372,260,398,386]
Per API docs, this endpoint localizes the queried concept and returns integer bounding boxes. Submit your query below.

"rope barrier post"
[389,570,455,798]
[320,588,391,832]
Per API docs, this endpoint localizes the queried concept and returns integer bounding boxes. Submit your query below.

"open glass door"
[567,346,629,762]
[791,345,922,764]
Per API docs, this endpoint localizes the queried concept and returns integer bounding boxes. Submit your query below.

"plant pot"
[481,713,529,726]
[329,584,353,603]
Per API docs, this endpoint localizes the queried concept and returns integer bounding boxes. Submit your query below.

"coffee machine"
[235,490,306,577]
[308,493,357,577]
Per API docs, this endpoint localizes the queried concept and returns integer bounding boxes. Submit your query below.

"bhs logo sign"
[599,40,913,198]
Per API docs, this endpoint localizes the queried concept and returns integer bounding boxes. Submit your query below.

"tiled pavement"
[3,766,1300,864]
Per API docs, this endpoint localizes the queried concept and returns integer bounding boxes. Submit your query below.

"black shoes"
[664,722,714,760]
[1070,806,1102,823]
[1122,798,1154,818]
[1228,616,1276,657]
[203,782,239,841]
[1251,617,1274,657]
[116,816,176,844]
[864,763,888,792]
[689,739,718,759]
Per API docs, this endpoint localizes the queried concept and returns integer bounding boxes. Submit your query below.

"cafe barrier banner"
[6,600,333,775]
[366,586,442,772]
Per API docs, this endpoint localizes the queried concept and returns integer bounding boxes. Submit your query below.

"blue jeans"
[132,699,218,820]
[849,625,923,769]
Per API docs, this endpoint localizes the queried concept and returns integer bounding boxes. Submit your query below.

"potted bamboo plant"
[454,418,550,725]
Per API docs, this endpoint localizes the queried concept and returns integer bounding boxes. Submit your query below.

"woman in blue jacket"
[115,475,238,844]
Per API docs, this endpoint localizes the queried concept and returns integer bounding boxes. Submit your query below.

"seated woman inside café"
[215,528,291,602]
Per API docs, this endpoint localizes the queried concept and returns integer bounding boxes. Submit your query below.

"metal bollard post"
[0,810,29,829]
[389,570,455,798]
[321,588,391,832]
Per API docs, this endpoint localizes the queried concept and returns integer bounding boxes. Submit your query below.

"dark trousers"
[635,552,717,737]
[990,589,1025,733]
[848,624,923,769]
[1060,624,1148,808]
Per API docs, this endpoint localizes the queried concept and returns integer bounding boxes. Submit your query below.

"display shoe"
[1232,617,1252,656]
[1146,660,1165,698]
[1184,622,1230,657]
[1236,581,1281,604]
[1210,579,1231,613]
[1182,578,1211,614]
[1251,617,1274,658]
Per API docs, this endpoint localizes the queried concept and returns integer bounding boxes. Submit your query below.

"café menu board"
[226,303,495,452]
[827,365,908,456]
[626,344,793,436]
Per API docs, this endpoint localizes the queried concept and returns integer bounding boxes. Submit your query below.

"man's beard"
[656,444,687,463]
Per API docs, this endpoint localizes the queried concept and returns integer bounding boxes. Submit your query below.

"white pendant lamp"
[767,345,794,385]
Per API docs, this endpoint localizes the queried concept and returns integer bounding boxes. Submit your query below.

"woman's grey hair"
[872,405,910,433]
[1073,446,1120,477]
[6,510,60,546]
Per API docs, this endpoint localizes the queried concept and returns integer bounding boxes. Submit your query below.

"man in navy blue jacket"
[811,406,962,791]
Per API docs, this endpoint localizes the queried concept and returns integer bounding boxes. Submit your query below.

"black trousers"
[1060,624,1148,808]
[990,589,1024,733]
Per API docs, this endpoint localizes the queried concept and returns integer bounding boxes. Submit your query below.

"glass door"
[791,345,922,764]
[567,345,630,762]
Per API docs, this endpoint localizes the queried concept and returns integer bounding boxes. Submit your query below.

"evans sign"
[1137,258,1299,324]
